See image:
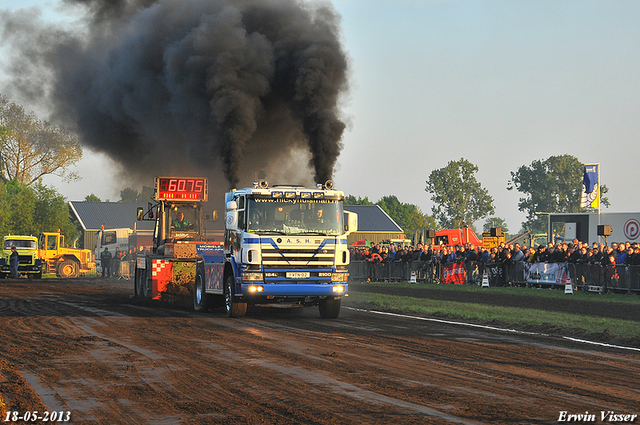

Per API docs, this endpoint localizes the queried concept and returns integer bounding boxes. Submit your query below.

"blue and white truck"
[195,180,357,318]
[135,177,357,319]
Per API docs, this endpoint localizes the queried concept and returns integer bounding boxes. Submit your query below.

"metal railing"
[347,260,640,294]
[111,259,134,280]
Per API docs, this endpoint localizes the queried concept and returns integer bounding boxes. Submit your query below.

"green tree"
[119,186,154,202]
[483,217,509,235]
[425,158,495,229]
[84,193,102,202]
[2,179,37,235]
[0,180,78,240]
[507,154,610,233]
[0,96,82,185]
[33,182,79,239]
[376,195,437,237]
[344,195,374,205]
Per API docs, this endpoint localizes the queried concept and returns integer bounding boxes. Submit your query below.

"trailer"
[548,212,640,245]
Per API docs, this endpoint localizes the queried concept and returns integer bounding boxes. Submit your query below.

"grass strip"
[357,281,640,305]
[346,291,640,341]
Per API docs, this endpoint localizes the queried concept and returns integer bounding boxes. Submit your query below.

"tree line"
[0,96,154,240]
[1,95,609,240]
[349,155,609,238]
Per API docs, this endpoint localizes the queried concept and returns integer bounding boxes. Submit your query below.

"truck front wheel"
[319,298,341,319]
[225,275,247,318]
[57,260,79,278]
[193,273,209,312]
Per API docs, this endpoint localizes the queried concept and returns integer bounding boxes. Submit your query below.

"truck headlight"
[331,273,348,282]
[242,272,264,282]
[332,285,345,293]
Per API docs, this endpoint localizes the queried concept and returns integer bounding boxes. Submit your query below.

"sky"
[1,0,639,233]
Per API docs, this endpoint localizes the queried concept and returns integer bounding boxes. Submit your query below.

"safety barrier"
[111,259,134,280]
[347,260,640,294]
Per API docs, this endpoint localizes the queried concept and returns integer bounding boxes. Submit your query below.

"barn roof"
[344,205,403,232]
[69,202,155,231]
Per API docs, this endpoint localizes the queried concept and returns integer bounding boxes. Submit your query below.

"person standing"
[100,247,112,278]
[9,246,19,278]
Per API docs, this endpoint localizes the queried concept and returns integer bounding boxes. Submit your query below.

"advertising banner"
[442,262,465,284]
[524,262,569,285]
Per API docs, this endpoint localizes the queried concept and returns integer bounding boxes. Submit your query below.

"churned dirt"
[0,277,638,424]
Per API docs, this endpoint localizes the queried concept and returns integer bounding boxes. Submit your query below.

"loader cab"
[39,232,62,254]
[165,203,202,241]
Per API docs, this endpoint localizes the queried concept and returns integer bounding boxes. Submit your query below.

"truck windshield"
[246,198,344,236]
[5,240,37,250]
[168,206,200,239]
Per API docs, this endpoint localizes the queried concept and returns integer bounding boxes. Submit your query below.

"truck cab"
[96,228,133,273]
[0,235,42,278]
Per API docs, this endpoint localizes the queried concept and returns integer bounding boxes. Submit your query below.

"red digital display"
[155,177,208,201]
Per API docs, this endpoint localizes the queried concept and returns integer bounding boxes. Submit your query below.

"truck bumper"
[239,283,348,298]
[0,265,42,274]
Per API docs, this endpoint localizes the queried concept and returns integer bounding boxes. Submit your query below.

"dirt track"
[1,278,639,424]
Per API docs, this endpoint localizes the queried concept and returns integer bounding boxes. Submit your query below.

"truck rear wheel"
[135,268,147,298]
[57,260,79,278]
[225,275,247,318]
[319,298,341,319]
[193,273,209,312]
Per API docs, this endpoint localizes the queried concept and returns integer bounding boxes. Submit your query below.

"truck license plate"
[286,272,310,279]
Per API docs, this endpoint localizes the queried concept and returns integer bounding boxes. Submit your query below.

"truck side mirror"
[344,211,358,234]
[137,207,144,221]
[226,201,238,210]
[226,210,238,231]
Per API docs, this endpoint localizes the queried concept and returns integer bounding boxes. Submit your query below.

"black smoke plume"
[0,0,348,189]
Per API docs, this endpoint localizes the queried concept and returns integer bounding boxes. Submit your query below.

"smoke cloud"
[0,0,349,189]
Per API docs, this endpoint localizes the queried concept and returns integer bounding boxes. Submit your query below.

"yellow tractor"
[38,231,96,278]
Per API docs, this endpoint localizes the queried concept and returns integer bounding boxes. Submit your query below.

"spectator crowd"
[350,238,640,269]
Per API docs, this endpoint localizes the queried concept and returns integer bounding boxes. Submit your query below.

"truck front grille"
[18,255,33,265]
[261,245,334,267]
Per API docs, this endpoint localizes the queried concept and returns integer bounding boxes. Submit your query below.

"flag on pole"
[581,163,599,208]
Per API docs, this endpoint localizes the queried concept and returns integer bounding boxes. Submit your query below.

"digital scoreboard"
[155,177,208,202]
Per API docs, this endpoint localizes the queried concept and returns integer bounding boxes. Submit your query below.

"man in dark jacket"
[9,246,19,278]
[100,247,112,278]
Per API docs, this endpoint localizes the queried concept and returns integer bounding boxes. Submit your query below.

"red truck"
[430,227,504,250]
